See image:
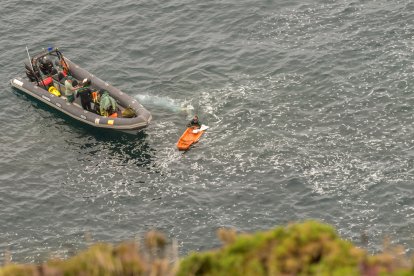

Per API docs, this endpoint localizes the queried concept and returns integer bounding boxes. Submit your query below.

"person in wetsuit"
[76,78,93,111]
[187,115,201,128]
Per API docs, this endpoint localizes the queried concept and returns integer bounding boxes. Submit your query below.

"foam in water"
[135,94,194,114]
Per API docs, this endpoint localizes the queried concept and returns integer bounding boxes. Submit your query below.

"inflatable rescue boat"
[10,47,151,134]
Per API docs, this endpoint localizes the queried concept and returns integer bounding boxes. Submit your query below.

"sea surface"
[1,0,414,263]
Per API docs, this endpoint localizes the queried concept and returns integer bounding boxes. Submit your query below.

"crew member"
[76,78,93,111]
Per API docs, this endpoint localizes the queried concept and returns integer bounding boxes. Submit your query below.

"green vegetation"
[0,231,175,276]
[178,221,412,275]
[1,221,413,275]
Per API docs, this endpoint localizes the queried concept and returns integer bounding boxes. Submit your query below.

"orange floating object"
[177,127,205,151]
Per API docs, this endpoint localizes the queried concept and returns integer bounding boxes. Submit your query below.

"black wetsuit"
[76,87,93,111]
[187,119,201,128]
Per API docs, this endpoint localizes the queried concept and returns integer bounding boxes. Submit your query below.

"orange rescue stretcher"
[176,125,207,151]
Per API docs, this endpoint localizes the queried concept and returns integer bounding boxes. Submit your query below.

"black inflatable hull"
[10,57,151,135]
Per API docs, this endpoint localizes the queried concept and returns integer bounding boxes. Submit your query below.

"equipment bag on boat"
[122,107,136,118]
[48,86,61,97]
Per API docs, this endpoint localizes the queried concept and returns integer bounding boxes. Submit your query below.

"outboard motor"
[24,62,39,82]
[26,70,36,82]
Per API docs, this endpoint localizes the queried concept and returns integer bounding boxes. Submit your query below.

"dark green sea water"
[1,0,414,263]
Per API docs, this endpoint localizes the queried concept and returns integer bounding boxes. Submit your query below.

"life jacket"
[91,91,99,103]
[60,59,70,75]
